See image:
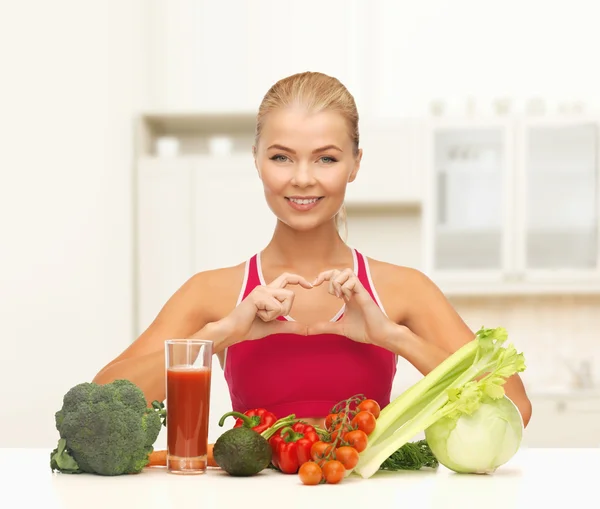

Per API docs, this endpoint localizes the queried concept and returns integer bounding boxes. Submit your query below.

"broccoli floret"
[50,379,164,476]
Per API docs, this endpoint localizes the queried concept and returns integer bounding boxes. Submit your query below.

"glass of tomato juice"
[165,339,213,475]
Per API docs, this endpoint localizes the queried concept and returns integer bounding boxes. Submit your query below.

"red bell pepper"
[218,408,277,434]
[269,422,320,474]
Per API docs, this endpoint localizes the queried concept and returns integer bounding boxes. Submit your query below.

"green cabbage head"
[425,395,523,474]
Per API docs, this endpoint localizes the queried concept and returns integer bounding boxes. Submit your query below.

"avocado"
[213,427,272,476]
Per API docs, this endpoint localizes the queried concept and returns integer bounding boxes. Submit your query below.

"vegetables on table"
[298,461,323,485]
[207,443,218,467]
[425,394,523,474]
[379,440,439,471]
[351,410,377,435]
[146,449,167,467]
[357,399,381,419]
[322,460,345,484]
[298,394,377,485]
[353,326,527,479]
[212,410,299,475]
[146,443,219,468]
[310,441,333,466]
[212,426,272,476]
[333,446,360,470]
[343,429,369,453]
[50,379,164,476]
[219,408,277,434]
[269,422,320,474]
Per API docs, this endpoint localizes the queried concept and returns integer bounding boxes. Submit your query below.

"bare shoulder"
[364,256,443,322]
[181,261,248,322]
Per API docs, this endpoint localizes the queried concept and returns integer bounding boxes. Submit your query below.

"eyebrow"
[266,144,343,154]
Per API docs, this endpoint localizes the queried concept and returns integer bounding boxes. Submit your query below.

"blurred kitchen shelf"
[136,111,256,157]
[441,281,600,298]
[528,388,600,399]
[345,200,421,212]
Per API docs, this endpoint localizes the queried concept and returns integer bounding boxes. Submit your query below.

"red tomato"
[310,441,332,465]
[357,399,381,419]
[334,446,359,470]
[322,460,345,484]
[343,429,368,453]
[299,461,323,485]
[325,412,345,431]
[351,410,377,435]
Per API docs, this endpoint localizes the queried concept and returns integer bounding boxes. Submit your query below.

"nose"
[290,161,317,188]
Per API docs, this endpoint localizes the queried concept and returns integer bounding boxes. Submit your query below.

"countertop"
[3,447,598,508]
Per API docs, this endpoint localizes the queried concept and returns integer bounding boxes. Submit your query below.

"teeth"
[290,198,318,205]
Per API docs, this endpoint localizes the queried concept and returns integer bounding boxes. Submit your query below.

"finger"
[328,270,341,297]
[307,320,344,336]
[339,276,361,301]
[268,319,309,337]
[256,296,285,322]
[266,288,295,317]
[312,269,337,287]
[332,270,354,299]
[268,272,313,290]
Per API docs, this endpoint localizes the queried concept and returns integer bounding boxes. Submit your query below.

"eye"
[320,156,338,164]
[270,154,289,163]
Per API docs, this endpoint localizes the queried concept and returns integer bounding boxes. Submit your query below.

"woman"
[93,71,532,428]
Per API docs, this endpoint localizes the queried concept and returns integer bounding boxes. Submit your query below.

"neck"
[262,219,351,274]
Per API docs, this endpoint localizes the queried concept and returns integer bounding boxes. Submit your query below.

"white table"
[3,447,598,508]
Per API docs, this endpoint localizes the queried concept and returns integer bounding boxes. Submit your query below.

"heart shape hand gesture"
[224,268,399,347]
[307,268,398,345]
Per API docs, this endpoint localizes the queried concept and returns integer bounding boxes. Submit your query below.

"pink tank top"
[223,248,398,419]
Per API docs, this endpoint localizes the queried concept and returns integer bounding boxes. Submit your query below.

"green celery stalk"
[354,327,525,479]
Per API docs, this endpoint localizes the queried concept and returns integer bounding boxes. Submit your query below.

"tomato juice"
[166,366,211,471]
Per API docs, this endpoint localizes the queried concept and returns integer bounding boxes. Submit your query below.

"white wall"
[147,0,600,117]
[0,1,149,447]
[146,0,369,112]
[4,0,600,450]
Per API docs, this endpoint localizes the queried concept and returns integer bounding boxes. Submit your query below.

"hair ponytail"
[335,204,348,242]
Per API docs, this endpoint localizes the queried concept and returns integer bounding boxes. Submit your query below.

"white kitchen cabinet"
[192,154,275,273]
[516,120,599,281]
[424,117,600,296]
[345,119,425,206]
[523,392,600,448]
[134,113,283,335]
[136,157,195,333]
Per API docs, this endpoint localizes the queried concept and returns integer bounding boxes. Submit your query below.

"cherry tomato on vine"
[311,441,332,465]
[322,460,345,484]
[325,412,345,430]
[357,398,381,419]
[329,422,347,442]
[299,461,323,485]
[334,446,359,470]
[343,429,368,453]
[351,410,377,435]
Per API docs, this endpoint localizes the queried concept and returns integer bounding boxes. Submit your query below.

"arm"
[93,272,236,405]
[379,269,532,428]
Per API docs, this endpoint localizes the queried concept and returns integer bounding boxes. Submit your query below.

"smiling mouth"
[285,197,324,205]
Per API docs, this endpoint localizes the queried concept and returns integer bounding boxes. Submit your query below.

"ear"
[348,148,362,183]
[252,145,262,179]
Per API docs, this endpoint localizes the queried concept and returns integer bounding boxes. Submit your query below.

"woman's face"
[254,107,362,231]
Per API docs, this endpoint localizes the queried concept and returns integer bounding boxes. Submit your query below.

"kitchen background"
[1,0,599,450]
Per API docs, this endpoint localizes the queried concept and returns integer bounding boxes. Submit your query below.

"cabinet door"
[344,119,424,205]
[136,158,194,334]
[192,154,275,273]
[424,122,513,278]
[523,396,600,447]
[516,121,600,280]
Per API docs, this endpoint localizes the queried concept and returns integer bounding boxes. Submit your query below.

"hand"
[308,268,398,346]
[223,272,311,342]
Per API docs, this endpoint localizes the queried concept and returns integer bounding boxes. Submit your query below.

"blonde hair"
[255,71,359,241]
